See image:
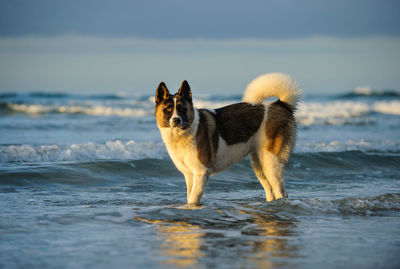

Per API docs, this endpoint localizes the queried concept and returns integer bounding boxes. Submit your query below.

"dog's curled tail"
[243,73,302,108]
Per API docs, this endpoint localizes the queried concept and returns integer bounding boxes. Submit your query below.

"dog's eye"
[177,105,186,112]
[164,107,172,113]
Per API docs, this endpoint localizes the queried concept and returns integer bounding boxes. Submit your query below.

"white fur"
[169,97,181,126]
[159,110,201,174]
[208,109,217,115]
[243,73,302,108]
[212,138,252,174]
[158,110,208,203]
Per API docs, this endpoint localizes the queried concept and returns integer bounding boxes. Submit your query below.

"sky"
[0,0,399,94]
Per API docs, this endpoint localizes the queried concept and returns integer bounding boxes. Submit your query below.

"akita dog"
[155,73,301,205]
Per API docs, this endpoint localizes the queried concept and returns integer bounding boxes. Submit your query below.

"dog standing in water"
[155,73,301,204]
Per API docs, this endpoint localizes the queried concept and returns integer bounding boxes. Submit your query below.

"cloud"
[0,0,399,38]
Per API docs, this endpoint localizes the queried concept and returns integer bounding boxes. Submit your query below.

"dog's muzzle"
[171,117,185,128]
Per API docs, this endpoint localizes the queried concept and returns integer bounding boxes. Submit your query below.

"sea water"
[1,90,399,268]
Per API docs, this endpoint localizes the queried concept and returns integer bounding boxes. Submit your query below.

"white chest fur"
[158,111,204,174]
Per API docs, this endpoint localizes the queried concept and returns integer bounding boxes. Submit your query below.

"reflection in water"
[239,208,299,268]
[135,217,204,268]
[135,205,298,268]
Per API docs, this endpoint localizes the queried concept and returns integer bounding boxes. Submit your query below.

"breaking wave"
[372,100,400,116]
[2,99,399,126]
[268,193,400,216]
[296,100,400,125]
[134,194,400,222]
[0,91,127,100]
[1,139,399,164]
[0,140,167,163]
[295,139,400,153]
[1,103,151,117]
[340,87,400,98]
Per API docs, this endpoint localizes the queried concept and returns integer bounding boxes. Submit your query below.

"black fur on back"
[214,103,265,145]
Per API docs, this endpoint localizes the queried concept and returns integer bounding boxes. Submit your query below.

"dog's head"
[155,80,195,129]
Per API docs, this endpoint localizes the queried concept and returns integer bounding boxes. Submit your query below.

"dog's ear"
[178,80,192,105]
[155,82,170,104]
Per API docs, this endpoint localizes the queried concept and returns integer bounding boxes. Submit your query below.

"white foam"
[354,86,373,95]
[283,193,400,215]
[6,103,151,117]
[5,98,400,124]
[2,137,398,163]
[296,101,370,126]
[0,140,167,163]
[296,100,400,126]
[193,99,235,109]
[295,139,400,153]
[373,100,400,115]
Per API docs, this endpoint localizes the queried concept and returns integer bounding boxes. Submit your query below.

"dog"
[155,73,301,205]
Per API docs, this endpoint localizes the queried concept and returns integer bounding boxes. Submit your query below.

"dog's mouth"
[171,121,187,129]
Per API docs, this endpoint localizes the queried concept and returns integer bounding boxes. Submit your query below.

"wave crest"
[3,99,400,125]
[295,139,400,153]
[3,103,150,117]
[1,139,399,164]
[0,140,167,163]
[296,100,400,126]
[283,193,400,215]
[340,88,400,98]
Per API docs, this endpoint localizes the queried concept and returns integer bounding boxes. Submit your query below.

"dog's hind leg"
[260,150,288,200]
[250,152,275,201]
[260,101,296,200]
[187,172,210,205]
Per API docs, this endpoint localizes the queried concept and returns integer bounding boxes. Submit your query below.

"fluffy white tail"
[243,73,302,108]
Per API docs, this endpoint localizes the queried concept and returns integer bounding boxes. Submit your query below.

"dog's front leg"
[187,172,209,205]
[183,172,194,202]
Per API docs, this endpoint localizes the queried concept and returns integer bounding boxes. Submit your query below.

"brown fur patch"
[214,103,265,145]
[196,109,219,168]
[265,100,296,162]
[155,96,174,128]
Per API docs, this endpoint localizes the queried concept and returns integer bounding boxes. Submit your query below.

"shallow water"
[1,91,400,268]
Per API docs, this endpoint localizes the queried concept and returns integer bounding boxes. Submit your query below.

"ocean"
[1,89,399,268]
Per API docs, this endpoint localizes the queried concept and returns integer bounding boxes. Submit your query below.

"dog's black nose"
[172,117,181,124]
